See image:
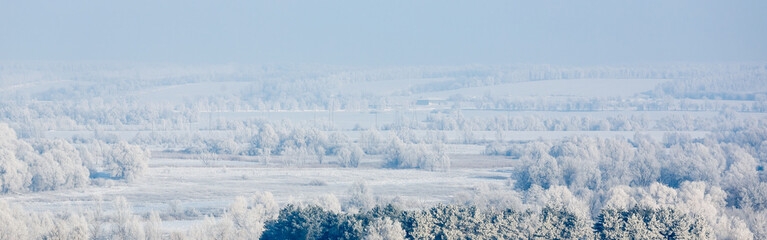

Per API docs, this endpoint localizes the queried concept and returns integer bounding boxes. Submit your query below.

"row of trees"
[262,204,710,239]
[4,94,762,135]
[464,94,766,112]
[128,110,755,160]
[385,139,450,171]
[160,121,451,170]
[0,123,149,194]
[145,178,756,239]
[494,132,767,207]
[425,111,654,132]
[0,196,712,239]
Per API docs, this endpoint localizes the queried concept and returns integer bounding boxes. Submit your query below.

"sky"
[1,0,766,66]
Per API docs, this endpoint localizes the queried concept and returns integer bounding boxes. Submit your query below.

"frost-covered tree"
[309,194,342,213]
[106,141,149,181]
[337,144,364,168]
[365,217,405,240]
[111,196,146,240]
[29,139,90,191]
[252,191,280,220]
[346,181,375,212]
[0,200,30,239]
[518,143,561,190]
[385,138,450,171]
[0,123,30,193]
[145,211,162,240]
[0,148,29,193]
[261,204,365,240]
[595,207,713,240]
[1,123,94,193]
[250,124,279,156]
[359,129,387,155]
[532,206,593,239]
[187,215,235,240]
[227,196,266,239]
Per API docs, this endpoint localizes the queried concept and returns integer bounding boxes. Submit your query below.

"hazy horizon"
[2,0,766,66]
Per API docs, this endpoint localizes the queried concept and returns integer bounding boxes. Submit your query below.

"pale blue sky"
[1,0,765,66]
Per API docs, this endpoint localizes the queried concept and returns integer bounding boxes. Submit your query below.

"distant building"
[415,98,447,106]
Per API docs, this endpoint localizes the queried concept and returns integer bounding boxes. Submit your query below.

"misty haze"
[1,1,766,239]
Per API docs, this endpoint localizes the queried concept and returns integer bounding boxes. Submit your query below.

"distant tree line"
[2,63,767,138]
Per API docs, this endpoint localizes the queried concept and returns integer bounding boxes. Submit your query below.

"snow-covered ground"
[3,153,514,231]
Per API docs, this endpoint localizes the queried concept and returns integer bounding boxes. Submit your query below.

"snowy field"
[3,152,515,231]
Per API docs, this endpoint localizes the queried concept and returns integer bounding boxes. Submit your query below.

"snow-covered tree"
[106,141,149,181]
[111,196,146,240]
[337,144,364,168]
[365,217,405,240]
[346,181,375,212]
